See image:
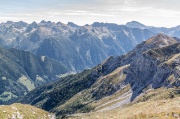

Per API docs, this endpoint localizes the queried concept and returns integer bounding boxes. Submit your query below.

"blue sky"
[0,0,180,27]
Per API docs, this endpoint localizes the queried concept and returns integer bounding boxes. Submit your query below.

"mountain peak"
[67,22,79,28]
[92,22,119,27]
[151,33,169,40]
[92,22,105,27]
[56,21,64,25]
[40,20,47,23]
[126,21,146,29]
[145,33,178,48]
[6,21,13,24]
[30,21,38,26]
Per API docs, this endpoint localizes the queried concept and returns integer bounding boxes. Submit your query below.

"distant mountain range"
[0,46,67,104]
[1,20,180,72]
[19,34,180,117]
[126,21,180,37]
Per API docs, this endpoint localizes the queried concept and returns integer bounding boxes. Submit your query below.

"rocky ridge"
[19,34,180,117]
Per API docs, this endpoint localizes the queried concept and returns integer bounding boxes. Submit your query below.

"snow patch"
[2,76,7,80]
[123,30,129,36]
[76,46,80,53]
[86,50,91,58]
[36,75,45,82]
[41,56,46,62]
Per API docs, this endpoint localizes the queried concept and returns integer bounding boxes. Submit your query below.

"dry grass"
[68,97,180,119]
[92,85,131,111]
[134,88,179,103]
[164,53,180,65]
[67,88,180,119]
[0,103,55,119]
[145,34,177,45]
[54,65,131,114]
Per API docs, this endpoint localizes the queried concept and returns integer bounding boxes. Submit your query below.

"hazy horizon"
[0,0,180,27]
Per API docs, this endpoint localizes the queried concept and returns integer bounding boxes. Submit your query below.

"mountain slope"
[0,103,55,119]
[126,21,180,38]
[0,47,67,104]
[0,21,155,71]
[19,34,180,117]
[69,89,180,119]
[1,21,180,72]
[126,21,149,29]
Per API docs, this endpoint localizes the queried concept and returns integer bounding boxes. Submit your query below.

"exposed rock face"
[19,34,180,116]
[120,34,180,100]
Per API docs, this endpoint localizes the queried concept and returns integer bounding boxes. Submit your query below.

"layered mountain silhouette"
[19,34,180,117]
[126,21,180,38]
[1,21,180,72]
[0,21,157,72]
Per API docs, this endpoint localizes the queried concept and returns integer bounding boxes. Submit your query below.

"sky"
[0,0,180,27]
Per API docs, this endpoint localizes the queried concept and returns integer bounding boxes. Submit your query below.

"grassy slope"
[0,103,55,119]
[19,36,180,117]
[67,88,180,119]
[52,64,130,116]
